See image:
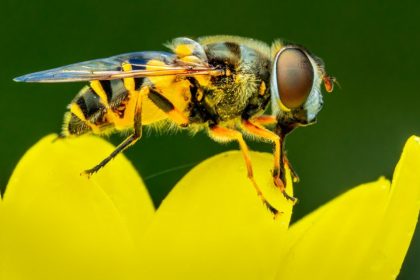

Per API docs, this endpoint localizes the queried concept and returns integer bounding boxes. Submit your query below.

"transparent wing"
[14,51,220,83]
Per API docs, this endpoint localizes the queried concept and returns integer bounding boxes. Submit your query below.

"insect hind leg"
[82,86,144,177]
[82,133,140,177]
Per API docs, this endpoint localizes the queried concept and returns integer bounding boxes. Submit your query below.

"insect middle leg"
[209,125,279,215]
[242,120,296,202]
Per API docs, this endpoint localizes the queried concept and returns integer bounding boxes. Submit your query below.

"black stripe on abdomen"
[66,112,92,135]
[75,87,104,119]
[99,80,113,102]
[134,77,145,91]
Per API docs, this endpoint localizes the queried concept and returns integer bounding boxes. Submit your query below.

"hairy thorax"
[188,39,272,125]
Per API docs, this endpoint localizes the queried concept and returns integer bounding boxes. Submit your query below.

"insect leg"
[209,125,279,215]
[147,88,189,126]
[251,115,277,126]
[82,90,144,177]
[281,154,300,183]
[82,134,139,176]
[242,120,296,202]
[252,116,300,182]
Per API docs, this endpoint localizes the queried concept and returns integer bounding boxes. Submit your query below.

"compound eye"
[276,48,314,108]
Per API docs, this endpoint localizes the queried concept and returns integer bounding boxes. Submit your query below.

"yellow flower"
[0,134,419,280]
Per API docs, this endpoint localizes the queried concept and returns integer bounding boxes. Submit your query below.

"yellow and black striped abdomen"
[62,78,143,136]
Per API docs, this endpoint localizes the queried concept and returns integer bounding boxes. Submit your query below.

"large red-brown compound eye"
[276,48,314,108]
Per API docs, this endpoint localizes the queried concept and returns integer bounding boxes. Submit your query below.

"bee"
[14,35,335,215]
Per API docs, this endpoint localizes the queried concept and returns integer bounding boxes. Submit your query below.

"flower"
[0,134,419,280]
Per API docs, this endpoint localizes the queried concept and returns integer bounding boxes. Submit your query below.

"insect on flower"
[14,35,335,215]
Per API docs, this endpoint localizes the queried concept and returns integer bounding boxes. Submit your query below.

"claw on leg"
[274,176,297,204]
[283,156,300,183]
[249,178,279,217]
[81,167,98,178]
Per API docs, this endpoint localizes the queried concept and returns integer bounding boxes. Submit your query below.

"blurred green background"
[1,0,419,278]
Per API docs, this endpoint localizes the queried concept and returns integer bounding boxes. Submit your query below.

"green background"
[1,0,419,278]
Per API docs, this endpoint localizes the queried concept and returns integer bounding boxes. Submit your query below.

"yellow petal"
[275,136,420,280]
[0,134,154,280]
[136,151,294,280]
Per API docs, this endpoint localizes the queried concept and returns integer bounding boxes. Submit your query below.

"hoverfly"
[14,35,336,215]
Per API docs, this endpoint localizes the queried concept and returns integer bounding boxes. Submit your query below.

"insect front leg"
[252,116,300,183]
[241,120,296,203]
[209,125,279,216]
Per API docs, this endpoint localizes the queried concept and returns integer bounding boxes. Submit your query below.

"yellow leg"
[209,125,279,215]
[252,115,300,182]
[242,120,296,202]
[252,115,277,126]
